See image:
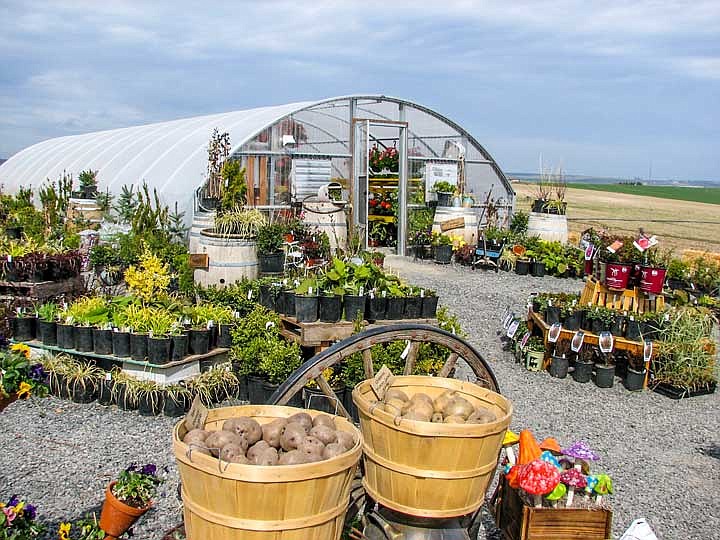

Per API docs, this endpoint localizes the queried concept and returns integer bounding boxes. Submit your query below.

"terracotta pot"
[100,481,151,540]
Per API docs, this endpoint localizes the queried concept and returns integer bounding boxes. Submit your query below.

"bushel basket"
[352,375,512,518]
[173,404,362,540]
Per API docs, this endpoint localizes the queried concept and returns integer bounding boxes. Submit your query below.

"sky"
[1,0,719,181]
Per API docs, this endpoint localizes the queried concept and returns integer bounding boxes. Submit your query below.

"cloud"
[675,56,720,80]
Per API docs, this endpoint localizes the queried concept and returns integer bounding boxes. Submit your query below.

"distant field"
[568,183,720,205]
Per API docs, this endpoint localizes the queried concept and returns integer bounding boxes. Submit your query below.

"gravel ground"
[1,257,718,539]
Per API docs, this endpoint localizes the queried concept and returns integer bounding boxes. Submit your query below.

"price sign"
[184,395,209,432]
[370,365,395,401]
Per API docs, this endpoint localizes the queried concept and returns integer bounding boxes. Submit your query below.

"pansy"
[16,381,32,399]
[10,343,31,359]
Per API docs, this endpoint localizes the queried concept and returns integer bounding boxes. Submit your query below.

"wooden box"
[495,477,612,540]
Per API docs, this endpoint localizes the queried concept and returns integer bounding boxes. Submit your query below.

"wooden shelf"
[580,276,664,313]
[368,215,396,223]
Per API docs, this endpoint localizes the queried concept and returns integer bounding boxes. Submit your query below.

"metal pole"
[398,105,408,256]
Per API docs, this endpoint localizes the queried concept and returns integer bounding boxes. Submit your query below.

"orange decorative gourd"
[517,429,542,465]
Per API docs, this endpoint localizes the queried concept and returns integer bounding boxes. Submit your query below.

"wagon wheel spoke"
[438,352,459,378]
[402,341,420,375]
[362,348,374,379]
[314,374,353,421]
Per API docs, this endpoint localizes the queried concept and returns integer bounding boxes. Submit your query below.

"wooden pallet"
[579,277,664,313]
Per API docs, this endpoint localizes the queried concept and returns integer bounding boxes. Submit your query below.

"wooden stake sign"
[440,217,465,232]
[370,365,394,400]
[184,395,209,431]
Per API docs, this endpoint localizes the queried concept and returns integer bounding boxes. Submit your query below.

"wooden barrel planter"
[189,211,215,254]
[352,376,513,518]
[431,207,479,246]
[302,201,348,252]
[194,229,258,287]
[527,212,568,243]
[173,404,362,540]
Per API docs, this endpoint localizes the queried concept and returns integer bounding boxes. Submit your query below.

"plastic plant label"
[370,365,395,400]
[502,313,514,329]
[584,244,594,260]
[598,331,614,353]
[420,289,425,298]
[265,321,275,330]
[607,240,623,253]
[400,340,412,359]
[359,286,364,296]
[506,320,520,339]
[184,395,209,432]
[105,372,112,381]
[382,290,387,298]
[548,323,562,343]
[644,340,653,362]
[571,331,585,352]
[520,332,531,348]
[247,290,253,300]
[369,291,374,299]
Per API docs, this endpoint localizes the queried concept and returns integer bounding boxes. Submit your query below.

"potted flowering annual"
[58,513,105,540]
[0,343,48,412]
[0,495,45,538]
[99,463,164,539]
[431,232,453,264]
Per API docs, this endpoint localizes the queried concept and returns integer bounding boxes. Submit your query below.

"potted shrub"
[666,257,690,291]
[421,289,439,319]
[37,302,59,346]
[432,180,455,207]
[92,323,114,356]
[77,169,99,199]
[170,325,189,362]
[624,352,646,391]
[585,306,615,335]
[256,223,285,273]
[385,283,406,320]
[524,337,545,371]
[163,383,191,416]
[595,352,615,388]
[601,237,636,290]
[99,463,164,539]
[548,339,570,379]
[638,246,667,294]
[257,340,303,406]
[625,314,642,341]
[431,232,453,264]
[147,310,175,364]
[572,345,595,383]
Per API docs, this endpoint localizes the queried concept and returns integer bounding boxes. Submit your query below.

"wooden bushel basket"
[173,405,362,540]
[352,376,513,518]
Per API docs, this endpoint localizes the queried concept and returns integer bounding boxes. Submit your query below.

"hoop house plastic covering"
[0,95,512,221]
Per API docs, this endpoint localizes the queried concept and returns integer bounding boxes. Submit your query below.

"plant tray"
[651,381,717,399]
[495,477,612,540]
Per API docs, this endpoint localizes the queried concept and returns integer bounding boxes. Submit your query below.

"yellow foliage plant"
[124,246,171,303]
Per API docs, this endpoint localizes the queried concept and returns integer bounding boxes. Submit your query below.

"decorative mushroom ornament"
[518,459,561,507]
[593,474,614,505]
[502,430,520,466]
[559,468,587,507]
[561,441,599,472]
[545,482,567,508]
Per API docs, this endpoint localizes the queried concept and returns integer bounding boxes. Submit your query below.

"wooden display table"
[580,276,664,313]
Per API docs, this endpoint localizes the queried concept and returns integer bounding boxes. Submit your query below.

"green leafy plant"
[37,302,59,322]
[219,160,248,212]
[1,344,49,400]
[111,463,164,508]
[432,180,455,193]
[214,207,266,238]
[255,223,285,255]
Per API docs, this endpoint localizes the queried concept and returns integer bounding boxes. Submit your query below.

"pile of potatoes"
[182,412,357,466]
[380,388,497,424]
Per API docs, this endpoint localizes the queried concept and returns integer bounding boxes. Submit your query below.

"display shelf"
[580,276,664,313]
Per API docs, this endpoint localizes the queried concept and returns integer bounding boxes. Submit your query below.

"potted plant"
[601,236,636,290]
[404,285,423,319]
[99,463,164,539]
[585,306,615,335]
[302,366,346,414]
[57,513,105,540]
[257,340,303,405]
[147,310,175,364]
[595,352,615,388]
[524,337,545,371]
[384,283,406,320]
[548,339,570,379]
[0,344,49,411]
[37,302,59,345]
[137,380,164,416]
[421,289,439,319]
[572,345,595,383]
[666,257,690,291]
[163,383,191,417]
[77,169,98,199]
[294,277,319,323]
[431,232,453,264]
[624,351,646,391]
[12,306,37,342]
[66,361,103,403]
[638,245,667,295]
[111,309,132,358]
[256,223,285,273]
[432,180,455,207]
[188,304,213,355]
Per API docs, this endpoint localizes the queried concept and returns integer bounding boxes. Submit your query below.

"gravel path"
[1,257,718,539]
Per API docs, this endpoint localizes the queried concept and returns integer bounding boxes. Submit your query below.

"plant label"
[247,290,253,300]
[520,331,531,348]
[400,340,412,359]
[506,320,520,339]
[571,331,585,352]
[599,331,614,353]
[105,372,112,381]
[607,240,623,253]
[370,365,394,400]
[502,313,514,329]
[584,244,594,260]
[185,395,209,432]
[644,340,653,362]
[548,323,562,343]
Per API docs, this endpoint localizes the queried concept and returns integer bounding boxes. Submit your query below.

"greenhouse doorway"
[352,119,408,254]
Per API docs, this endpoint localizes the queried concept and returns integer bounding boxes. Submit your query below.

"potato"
[409,392,433,407]
[262,418,288,448]
[444,415,466,423]
[220,443,250,464]
[254,447,279,466]
[443,396,474,420]
[467,407,497,424]
[403,410,432,422]
[223,417,263,445]
[312,414,336,430]
[247,440,271,461]
[322,442,346,459]
[309,424,337,445]
[382,398,405,415]
[431,412,444,423]
[385,388,409,402]
[433,390,457,414]
[287,412,313,432]
[183,429,209,445]
[278,449,307,465]
[205,431,245,457]
[303,449,324,463]
[335,430,355,451]
[402,399,433,419]
[280,423,306,451]
[298,435,325,460]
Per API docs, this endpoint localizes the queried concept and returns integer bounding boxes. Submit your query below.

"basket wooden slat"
[353,376,513,518]
[173,405,362,540]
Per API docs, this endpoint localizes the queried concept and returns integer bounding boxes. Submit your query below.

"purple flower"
[125,463,137,473]
[29,364,46,382]
[25,504,36,520]
[7,495,19,507]
[140,464,157,476]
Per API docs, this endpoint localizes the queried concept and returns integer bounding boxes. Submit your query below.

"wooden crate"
[579,277,663,313]
[495,477,612,540]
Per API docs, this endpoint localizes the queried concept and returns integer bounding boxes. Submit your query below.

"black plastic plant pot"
[259,252,284,274]
[217,324,234,348]
[112,331,131,358]
[189,328,210,355]
[404,296,422,319]
[320,295,342,323]
[548,356,569,379]
[74,326,94,352]
[641,322,659,341]
[625,320,642,341]
[38,320,57,346]
[148,336,172,364]
[572,361,594,383]
[365,296,387,321]
[302,385,347,414]
[594,364,615,388]
[4,226,23,240]
[421,296,439,319]
[117,386,138,411]
[544,307,561,325]
[71,381,98,404]
[385,297,405,320]
[434,244,453,264]
[259,285,276,311]
[247,375,268,404]
[563,311,582,331]
[274,290,288,315]
[262,380,303,407]
[531,261,546,277]
[295,295,319,323]
[138,392,164,416]
[13,316,36,341]
[130,333,148,361]
[163,392,189,417]
[56,323,75,350]
[171,333,189,361]
[92,328,113,355]
[236,374,249,402]
[515,260,530,276]
[624,368,646,391]
[282,290,296,317]
[436,192,452,206]
[611,315,626,337]
[343,295,366,322]
[98,379,114,406]
[590,319,604,335]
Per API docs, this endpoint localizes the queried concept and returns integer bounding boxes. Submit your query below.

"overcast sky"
[1,1,719,181]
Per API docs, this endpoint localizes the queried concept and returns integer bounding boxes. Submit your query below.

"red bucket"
[604,263,632,290]
[640,266,667,294]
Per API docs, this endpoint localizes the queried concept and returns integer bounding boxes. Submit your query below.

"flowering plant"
[58,514,104,540]
[0,495,45,539]
[0,344,48,401]
[430,232,453,247]
[111,463,165,508]
[368,192,397,216]
[368,144,399,173]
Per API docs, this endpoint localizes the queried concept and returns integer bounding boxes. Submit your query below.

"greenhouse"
[0,95,513,254]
